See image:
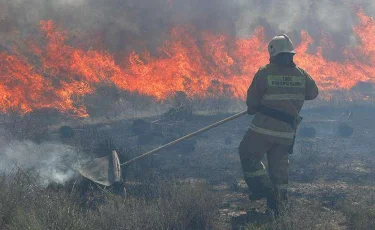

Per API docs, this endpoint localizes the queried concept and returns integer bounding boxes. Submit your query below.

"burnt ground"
[2,105,374,229]
[40,105,374,229]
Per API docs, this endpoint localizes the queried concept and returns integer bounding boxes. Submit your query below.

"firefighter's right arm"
[246,70,267,114]
[303,70,319,100]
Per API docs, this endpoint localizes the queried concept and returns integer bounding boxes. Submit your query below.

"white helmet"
[268,34,295,57]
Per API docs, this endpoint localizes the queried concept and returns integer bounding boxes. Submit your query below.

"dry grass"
[0,171,223,230]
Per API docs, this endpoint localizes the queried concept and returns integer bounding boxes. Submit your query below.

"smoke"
[233,0,375,49]
[234,0,357,35]
[0,140,86,186]
[2,0,375,51]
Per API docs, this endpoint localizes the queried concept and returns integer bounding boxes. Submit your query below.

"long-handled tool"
[79,110,247,186]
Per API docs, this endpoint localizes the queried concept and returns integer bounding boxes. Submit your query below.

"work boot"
[248,192,267,201]
[248,187,272,201]
[266,194,279,218]
[246,177,273,201]
[266,189,288,218]
[279,189,288,203]
[267,189,288,219]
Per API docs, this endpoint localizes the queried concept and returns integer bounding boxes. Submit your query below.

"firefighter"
[238,34,319,216]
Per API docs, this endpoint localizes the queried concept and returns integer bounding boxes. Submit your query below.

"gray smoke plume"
[1,0,375,53]
[233,0,375,47]
[0,140,86,187]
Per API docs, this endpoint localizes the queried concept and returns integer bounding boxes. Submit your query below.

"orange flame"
[0,10,374,117]
[296,10,375,91]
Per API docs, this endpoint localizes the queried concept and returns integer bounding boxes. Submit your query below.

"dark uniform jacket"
[246,63,319,145]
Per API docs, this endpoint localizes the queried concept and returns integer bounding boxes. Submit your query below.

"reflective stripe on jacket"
[246,64,319,145]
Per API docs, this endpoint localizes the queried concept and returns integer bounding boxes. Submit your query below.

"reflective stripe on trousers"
[244,168,267,178]
[249,123,295,139]
[263,94,305,101]
[274,184,288,190]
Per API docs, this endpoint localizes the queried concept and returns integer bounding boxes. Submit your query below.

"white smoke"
[0,140,86,187]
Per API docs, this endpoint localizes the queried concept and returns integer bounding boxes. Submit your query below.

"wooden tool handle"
[121,110,248,166]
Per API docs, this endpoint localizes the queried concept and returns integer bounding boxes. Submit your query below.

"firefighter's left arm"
[304,70,319,100]
[246,70,267,115]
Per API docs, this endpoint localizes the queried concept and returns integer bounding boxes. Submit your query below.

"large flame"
[0,10,374,117]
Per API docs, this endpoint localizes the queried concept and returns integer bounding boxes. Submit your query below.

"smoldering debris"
[0,140,87,186]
